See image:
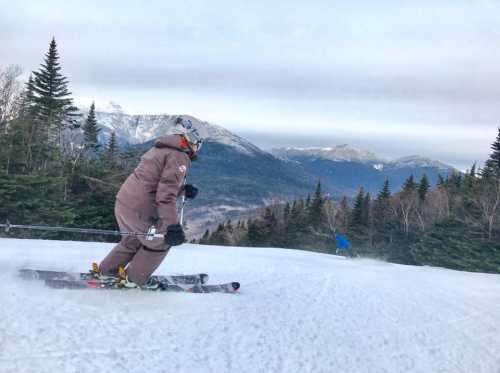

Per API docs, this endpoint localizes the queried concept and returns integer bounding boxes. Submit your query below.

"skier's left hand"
[184,184,198,199]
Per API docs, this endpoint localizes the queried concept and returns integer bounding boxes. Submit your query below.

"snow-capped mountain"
[272,145,454,171]
[92,103,261,156]
[273,145,386,164]
[271,145,456,196]
[389,155,453,170]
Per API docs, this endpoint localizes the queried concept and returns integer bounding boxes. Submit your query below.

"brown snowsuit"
[99,135,191,285]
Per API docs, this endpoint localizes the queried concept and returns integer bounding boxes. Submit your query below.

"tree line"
[200,132,500,273]
[0,38,137,240]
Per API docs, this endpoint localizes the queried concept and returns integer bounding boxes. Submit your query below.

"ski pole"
[179,178,188,226]
[0,220,165,239]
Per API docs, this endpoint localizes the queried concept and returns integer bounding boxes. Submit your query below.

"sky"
[2,0,500,169]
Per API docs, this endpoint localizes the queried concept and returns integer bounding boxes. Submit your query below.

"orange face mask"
[180,136,190,150]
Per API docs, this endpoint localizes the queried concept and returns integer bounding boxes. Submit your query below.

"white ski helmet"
[171,116,206,152]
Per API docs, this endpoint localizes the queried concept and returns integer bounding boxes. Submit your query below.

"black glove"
[184,184,199,199]
[165,224,185,246]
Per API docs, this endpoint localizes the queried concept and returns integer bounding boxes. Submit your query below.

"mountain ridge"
[86,107,456,233]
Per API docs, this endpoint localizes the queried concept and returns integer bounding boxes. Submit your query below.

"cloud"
[2,0,500,168]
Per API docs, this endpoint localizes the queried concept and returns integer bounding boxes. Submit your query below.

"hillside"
[1,238,499,373]
[272,146,456,195]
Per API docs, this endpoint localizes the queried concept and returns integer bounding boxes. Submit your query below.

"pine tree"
[470,163,477,178]
[309,180,326,229]
[483,127,500,176]
[20,75,36,118]
[31,38,79,147]
[373,179,394,244]
[83,102,100,152]
[417,174,430,201]
[403,175,417,192]
[104,131,119,166]
[350,187,365,228]
[377,179,391,200]
[362,192,371,225]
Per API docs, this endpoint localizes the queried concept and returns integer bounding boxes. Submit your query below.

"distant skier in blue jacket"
[335,233,350,250]
[331,232,351,256]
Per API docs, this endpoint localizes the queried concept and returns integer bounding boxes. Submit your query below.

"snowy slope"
[1,238,500,373]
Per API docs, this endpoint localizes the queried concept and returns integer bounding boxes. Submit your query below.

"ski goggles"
[184,130,203,152]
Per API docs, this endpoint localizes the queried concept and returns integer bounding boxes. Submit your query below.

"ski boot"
[116,267,162,290]
[89,262,121,281]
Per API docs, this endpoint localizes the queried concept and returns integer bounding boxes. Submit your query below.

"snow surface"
[1,238,500,373]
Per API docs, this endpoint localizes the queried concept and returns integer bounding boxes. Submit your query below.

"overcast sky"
[3,0,500,169]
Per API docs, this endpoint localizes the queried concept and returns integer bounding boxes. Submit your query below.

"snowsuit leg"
[99,236,142,276]
[99,200,170,285]
[126,246,169,285]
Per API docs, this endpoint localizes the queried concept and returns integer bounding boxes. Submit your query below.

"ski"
[19,268,209,285]
[44,278,240,294]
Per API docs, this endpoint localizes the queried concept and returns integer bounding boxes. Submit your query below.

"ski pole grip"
[146,226,157,241]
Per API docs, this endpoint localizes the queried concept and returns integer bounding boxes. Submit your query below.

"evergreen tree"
[417,174,430,201]
[403,175,417,192]
[308,181,326,229]
[83,102,100,152]
[362,192,371,225]
[377,179,391,200]
[107,132,118,157]
[373,179,394,244]
[31,38,79,147]
[20,75,36,117]
[483,127,500,176]
[350,187,366,228]
[470,163,477,178]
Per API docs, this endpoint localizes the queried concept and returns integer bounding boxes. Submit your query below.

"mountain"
[94,103,262,155]
[272,145,386,164]
[3,238,500,372]
[272,146,456,195]
[88,106,456,232]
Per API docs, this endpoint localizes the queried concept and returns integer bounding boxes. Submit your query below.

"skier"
[98,116,205,288]
[331,231,352,256]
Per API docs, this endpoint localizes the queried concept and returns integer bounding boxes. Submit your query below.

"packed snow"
[1,238,500,373]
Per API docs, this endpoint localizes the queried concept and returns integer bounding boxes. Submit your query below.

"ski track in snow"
[0,238,500,373]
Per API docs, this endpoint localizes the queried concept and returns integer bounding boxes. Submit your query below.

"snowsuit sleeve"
[156,152,190,231]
